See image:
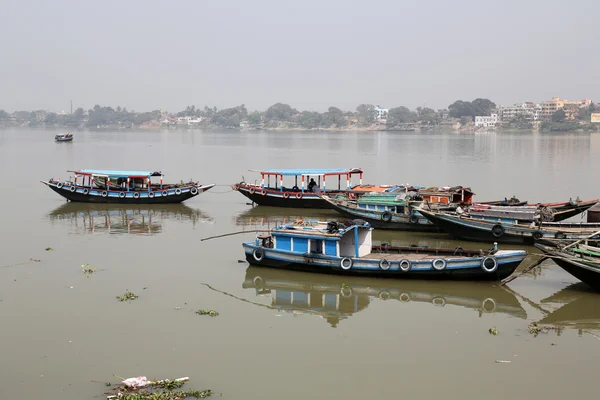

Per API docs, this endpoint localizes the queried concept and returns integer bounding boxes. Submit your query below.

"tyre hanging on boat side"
[253,248,265,262]
[190,187,198,195]
[57,182,64,189]
[491,224,505,238]
[532,230,543,240]
[381,211,392,222]
[379,259,391,270]
[481,256,498,273]
[70,185,76,193]
[432,258,447,271]
[409,214,419,224]
[340,257,353,270]
[399,259,411,272]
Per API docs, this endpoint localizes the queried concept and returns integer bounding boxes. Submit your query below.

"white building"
[177,116,203,125]
[499,103,541,121]
[374,106,388,121]
[474,114,498,128]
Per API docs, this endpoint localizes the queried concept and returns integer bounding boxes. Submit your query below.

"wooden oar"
[500,256,548,286]
[200,230,271,242]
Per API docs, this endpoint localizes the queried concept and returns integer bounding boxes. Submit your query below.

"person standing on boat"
[308,178,318,192]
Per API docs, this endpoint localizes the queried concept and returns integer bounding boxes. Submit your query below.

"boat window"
[310,239,323,254]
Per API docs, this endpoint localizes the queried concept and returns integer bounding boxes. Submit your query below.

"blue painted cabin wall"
[325,240,337,256]
[294,238,309,253]
[276,236,292,251]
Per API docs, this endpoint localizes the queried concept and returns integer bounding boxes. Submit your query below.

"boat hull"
[419,209,600,245]
[535,244,600,292]
[234,185,345,209]
[243,243,526,281]
[42,181,214,204]
[322,197,440,232]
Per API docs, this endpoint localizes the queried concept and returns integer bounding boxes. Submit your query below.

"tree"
[297,111,323,129]
[0,110,8,120]
[247,111,262,125]
[552,109,566,123]
[356,104,375,125]
[264,103,297,122]
[416,107,441,125]
[386,106,417,127]
[323,106,345,127]
[472,98,496,116]
[448,98,496,118]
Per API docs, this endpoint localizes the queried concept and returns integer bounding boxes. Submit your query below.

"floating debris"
[195,310,219,317]
[45,247,54,251]
[489,327,498,335]
[528,322,563,337]
[82,264,96,275]
[495,360,511,364]
[117,291,138,302]
[104,376,213,399]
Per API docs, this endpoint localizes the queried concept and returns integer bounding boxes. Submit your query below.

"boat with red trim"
[232,168,365,209]
[41,169,215,204]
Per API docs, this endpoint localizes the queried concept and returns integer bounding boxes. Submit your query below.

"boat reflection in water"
[242,266,526,327]
[47,203,213,235]
[536,283,600,333]
[233,206,338,228]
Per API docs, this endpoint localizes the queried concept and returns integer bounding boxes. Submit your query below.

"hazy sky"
[1,0,598,113]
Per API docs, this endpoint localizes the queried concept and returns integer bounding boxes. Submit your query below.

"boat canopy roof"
[71,169,163,177]
[251,168,362,177]
[272,220,372,238]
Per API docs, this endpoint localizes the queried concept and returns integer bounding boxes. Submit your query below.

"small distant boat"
[55,133,73,142]
[40,169,215,204]
[535,243,600,292]
[232,168,365,209]
[418,208,600,244]
[242,219,527,280]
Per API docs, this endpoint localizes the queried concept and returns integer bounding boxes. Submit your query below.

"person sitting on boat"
[308,178,318,192]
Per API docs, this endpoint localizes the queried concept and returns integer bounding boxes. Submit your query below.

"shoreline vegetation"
[1,99,598,132]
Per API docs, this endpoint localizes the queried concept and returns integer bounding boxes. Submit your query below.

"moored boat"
[418,208,600,245]
[55,132,73,142]
[320,195,440,232]
[475,198,597,222]
[535,243,600,292]
[242,219,527,280]
[232,168,364,208]
[41,169,215,204]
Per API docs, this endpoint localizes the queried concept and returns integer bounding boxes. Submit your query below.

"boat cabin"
[257,221,373,258]
[419,186,474,204]
[249,168,363,193]
[68,169,165,192]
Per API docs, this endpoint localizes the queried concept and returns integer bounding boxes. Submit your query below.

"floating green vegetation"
[195,310,219,317]
[488,327,498,335]
[153,379,186,390]
[82,264,96,274]
[45,247,54,251]
[117,291,138,302]
[113,389,212,399]
[528,322,563,337]
[341,283,350,289]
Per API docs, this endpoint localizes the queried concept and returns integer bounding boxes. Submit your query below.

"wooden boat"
[475,198,597,222]
[41,169,215,204]
[320,195,440,232]
[418,208,600,244]
[535,243,600,292]
[241,266,526,326]
[55,133,73,142]
[242,219,527,280]
[233,168,364,209]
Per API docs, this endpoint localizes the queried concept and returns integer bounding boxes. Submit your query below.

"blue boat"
[242,220,528,280]
[41,169,215,204]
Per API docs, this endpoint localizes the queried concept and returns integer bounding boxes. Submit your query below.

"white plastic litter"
[122,376,149,389]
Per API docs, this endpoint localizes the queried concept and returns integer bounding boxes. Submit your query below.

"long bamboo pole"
[200,230,271,242]
[500,256,548,286]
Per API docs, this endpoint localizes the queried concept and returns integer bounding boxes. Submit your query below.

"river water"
[0,128,599,399]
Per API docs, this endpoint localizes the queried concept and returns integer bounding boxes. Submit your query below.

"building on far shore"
[374,106,388,121]
[539,97,592,120]
[499,102,541,121]
[474,114,498,128]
